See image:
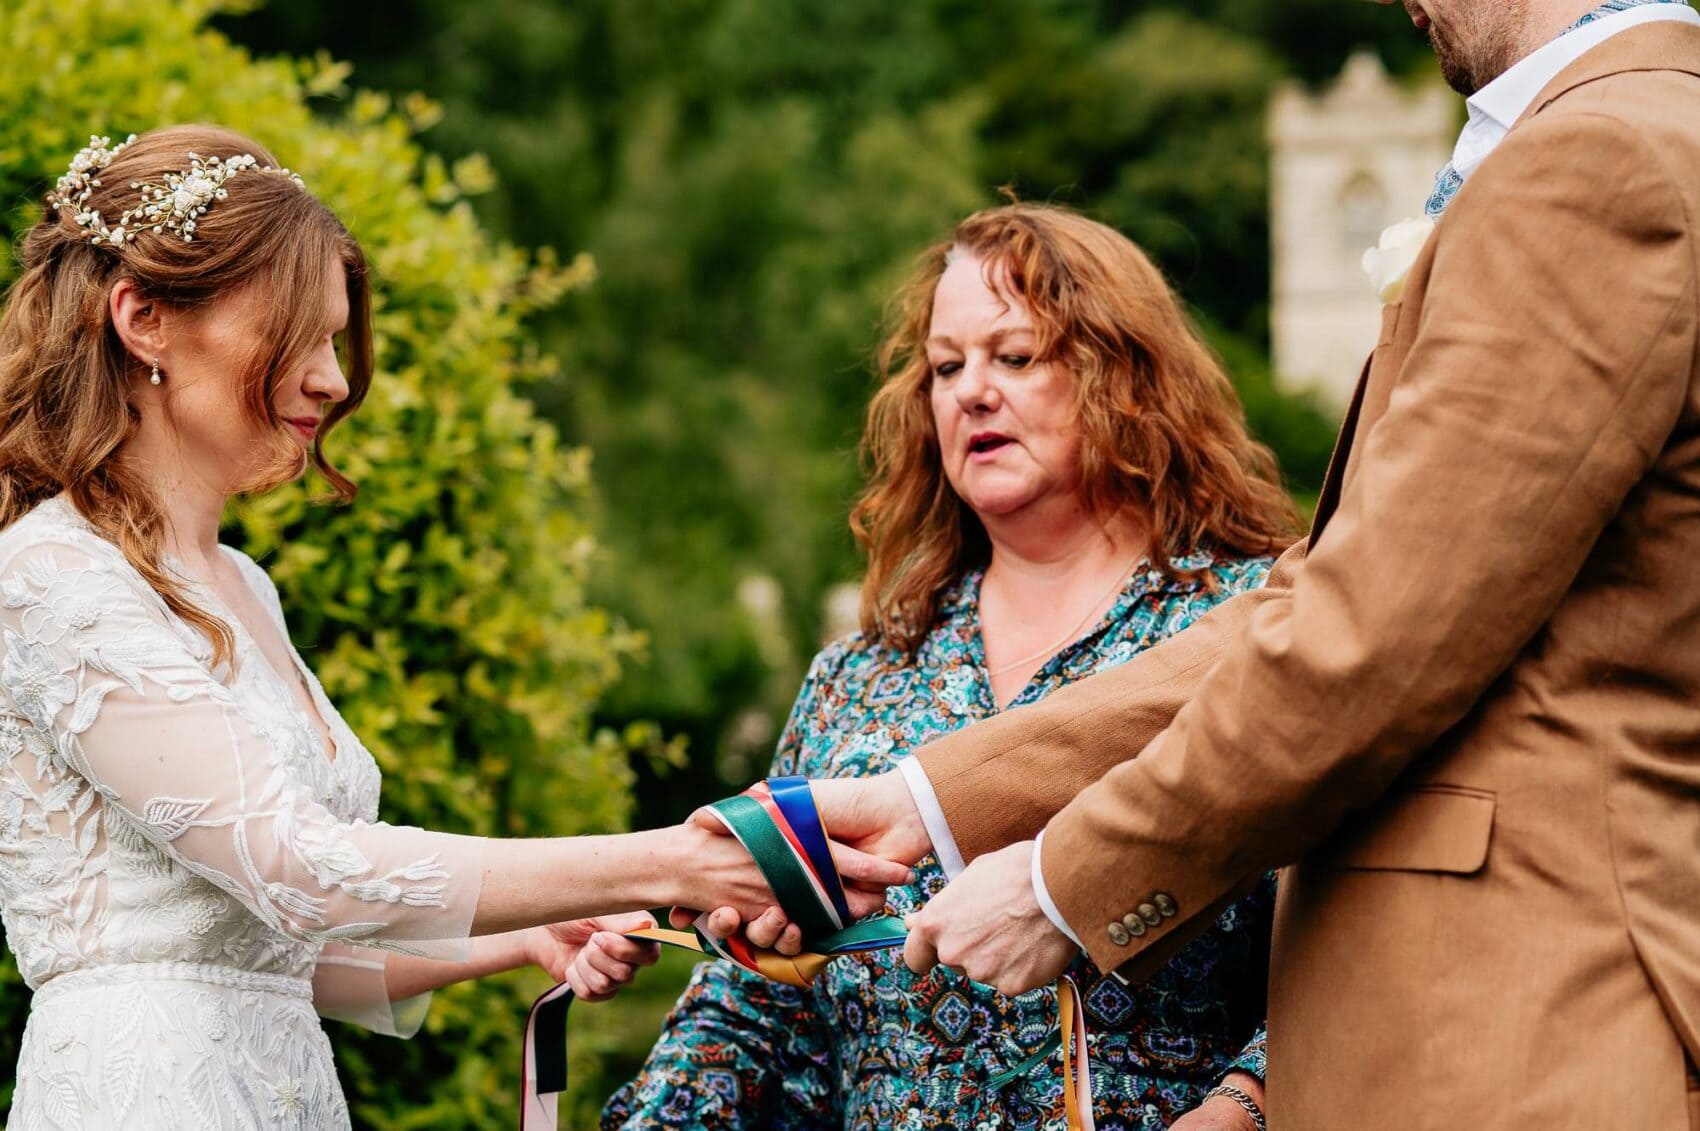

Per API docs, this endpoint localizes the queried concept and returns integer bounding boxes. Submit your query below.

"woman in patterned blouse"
[603,203,1302,1131]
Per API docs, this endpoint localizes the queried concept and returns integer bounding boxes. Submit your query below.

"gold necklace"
[983,555,1143,677]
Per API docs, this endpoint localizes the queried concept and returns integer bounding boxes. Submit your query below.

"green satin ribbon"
[522,778,1090,1131]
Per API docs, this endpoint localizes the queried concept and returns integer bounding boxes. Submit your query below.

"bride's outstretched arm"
[0,536,910,959]
[312,916,661,1037]
[360,915,659,1003]
[471,823,907,936]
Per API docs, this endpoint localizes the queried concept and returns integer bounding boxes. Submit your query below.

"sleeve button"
[1108,922,1131,946]
[1153,893,1178,917]
[1122,913,1148,938]
[1137,902,1162,926]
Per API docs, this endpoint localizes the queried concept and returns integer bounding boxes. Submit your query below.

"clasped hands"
[559,774,1261,1128]
[558,777,922,997]
[648,772,1078,996]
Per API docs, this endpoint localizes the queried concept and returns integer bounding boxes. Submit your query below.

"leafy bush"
[0,0,639,1124]
[218,1,1345,821]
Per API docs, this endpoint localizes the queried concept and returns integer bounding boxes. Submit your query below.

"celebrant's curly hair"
[852,202,1301,653]
[0,124,374,668]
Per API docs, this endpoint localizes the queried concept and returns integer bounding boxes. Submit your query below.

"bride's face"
[156,268,351,492]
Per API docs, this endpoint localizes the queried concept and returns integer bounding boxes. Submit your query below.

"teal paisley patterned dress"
[605,550,1274,1131]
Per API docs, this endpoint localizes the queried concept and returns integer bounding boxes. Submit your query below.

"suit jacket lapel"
[1296,25,1700,553]
[1310,355,1372,542]
[1307,22,1700,548]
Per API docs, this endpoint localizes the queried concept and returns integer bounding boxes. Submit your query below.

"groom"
[739,1,1700,1128]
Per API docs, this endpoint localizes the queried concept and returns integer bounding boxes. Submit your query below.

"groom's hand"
[675,843,911,952]
[808,772,933,868]
[902,841,1076,995]
[690,772,931,873]
[676,833,914,943]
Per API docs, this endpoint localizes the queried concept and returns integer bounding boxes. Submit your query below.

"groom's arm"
[1040,110,1695,978]
[907,539,1305,865]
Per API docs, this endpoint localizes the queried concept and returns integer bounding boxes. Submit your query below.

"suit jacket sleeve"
[913,539,1305,863]
[957,110,1694,976]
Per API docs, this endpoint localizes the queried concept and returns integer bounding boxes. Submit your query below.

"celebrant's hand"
[526,911,660,1000]
[901,840,1076,995]
[1170,1074,1265,1131]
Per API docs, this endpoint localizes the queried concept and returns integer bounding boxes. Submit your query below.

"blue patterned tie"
[1425,0,1692,216]
[1573,0,1689,25]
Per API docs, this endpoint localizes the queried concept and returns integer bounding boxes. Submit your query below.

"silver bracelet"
[1204,1083,1268,1131]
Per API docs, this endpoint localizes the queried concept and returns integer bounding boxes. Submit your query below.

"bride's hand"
[670,902,811,955]
[668,804,915,950]
[527,911,660,999]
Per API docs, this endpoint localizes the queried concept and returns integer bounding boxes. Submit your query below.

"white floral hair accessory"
[48,133,305,248]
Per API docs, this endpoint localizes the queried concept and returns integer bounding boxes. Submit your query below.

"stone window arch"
[1339,171,1387,255]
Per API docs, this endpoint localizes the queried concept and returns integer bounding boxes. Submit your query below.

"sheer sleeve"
[311,942,431,1038]
[0,535,483,956]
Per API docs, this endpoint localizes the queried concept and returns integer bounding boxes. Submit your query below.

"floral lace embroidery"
[0,497,480,1129]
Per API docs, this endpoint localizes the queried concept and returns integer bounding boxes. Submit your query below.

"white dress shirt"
[900,0,1700,949]
[1446,3,1700,191]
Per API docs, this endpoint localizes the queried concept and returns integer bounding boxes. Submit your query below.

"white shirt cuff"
[896,756,965,878]
[1032,829,1083,947]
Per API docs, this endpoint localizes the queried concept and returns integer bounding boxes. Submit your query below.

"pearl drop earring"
[150,357,162,386]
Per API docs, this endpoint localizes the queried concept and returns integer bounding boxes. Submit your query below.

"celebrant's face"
[926,252,1084,522]
[1388,0,1532,95]
[159,268,350,491]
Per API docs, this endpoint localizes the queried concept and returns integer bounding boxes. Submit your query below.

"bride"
[0,125,908,1130]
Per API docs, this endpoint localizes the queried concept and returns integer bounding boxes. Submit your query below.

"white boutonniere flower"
[1361,216,1436,304]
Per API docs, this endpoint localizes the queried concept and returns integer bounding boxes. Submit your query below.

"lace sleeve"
[311,942,431,1038]
[0,536,483,955]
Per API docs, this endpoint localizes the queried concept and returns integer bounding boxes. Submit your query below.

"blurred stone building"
[1268,51,1455,405]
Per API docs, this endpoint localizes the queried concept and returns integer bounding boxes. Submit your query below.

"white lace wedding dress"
[0,496,484,1129]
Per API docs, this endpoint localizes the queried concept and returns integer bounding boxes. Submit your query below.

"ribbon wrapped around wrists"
[519,776,1094,1129]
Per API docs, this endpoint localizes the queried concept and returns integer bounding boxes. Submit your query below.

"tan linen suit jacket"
[915,25,1700,1130]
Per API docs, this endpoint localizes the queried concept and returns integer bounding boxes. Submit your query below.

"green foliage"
[221,1,1352,834]
[0,0,1401,1119]
[1136,0,1440,85]
[0,0,637,1124]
